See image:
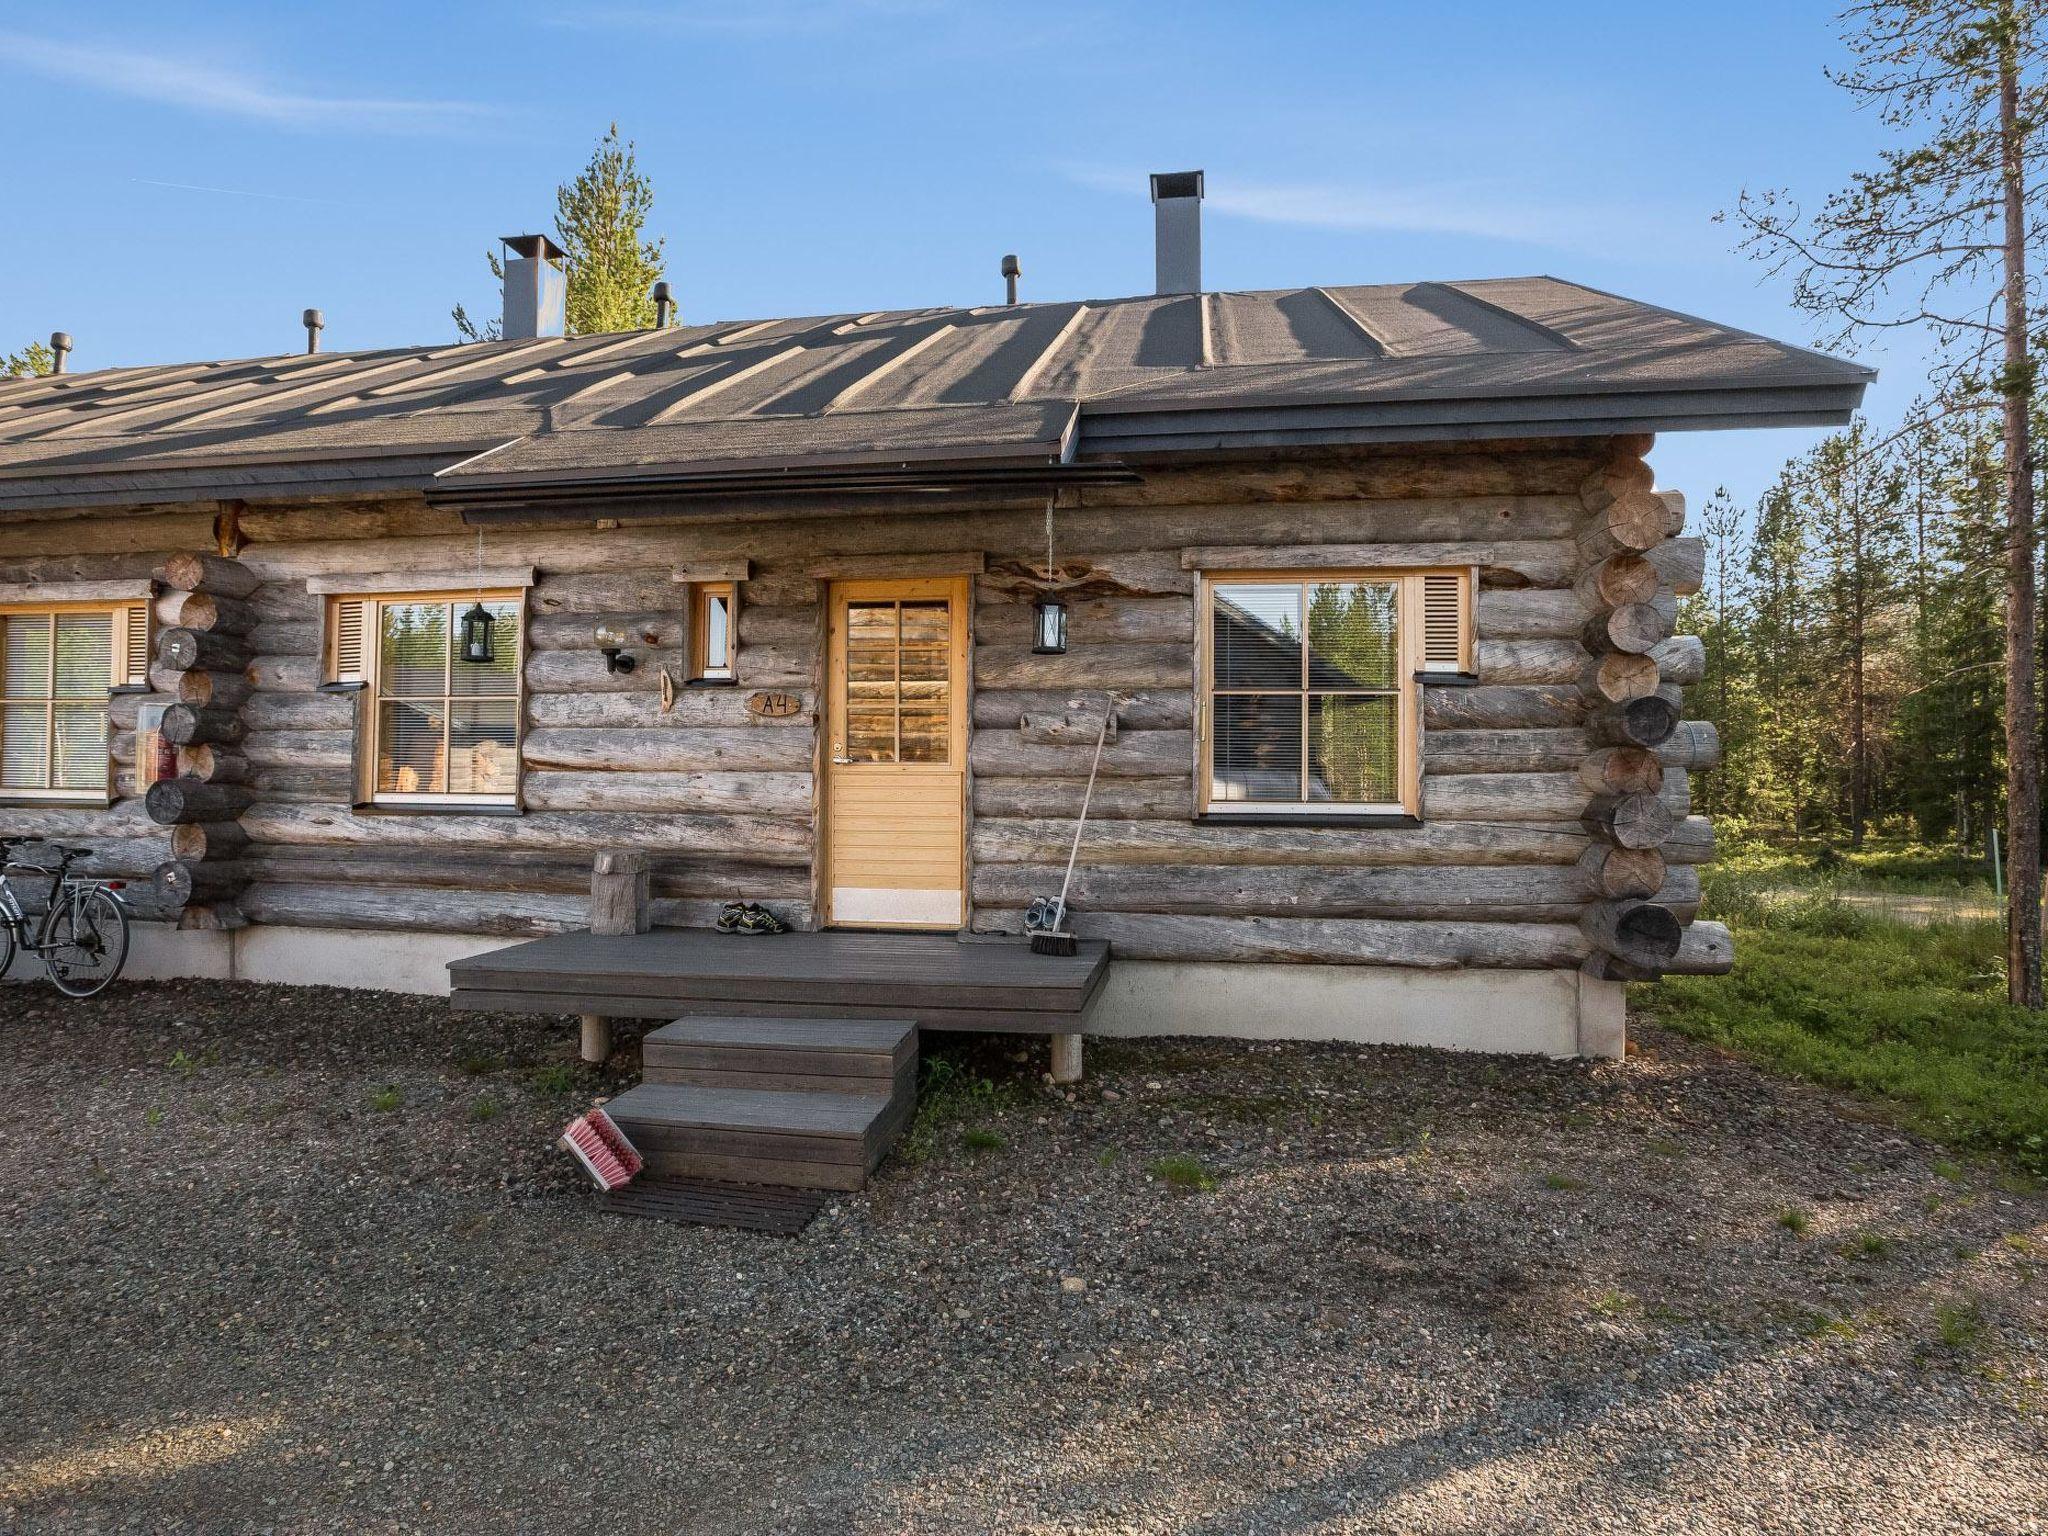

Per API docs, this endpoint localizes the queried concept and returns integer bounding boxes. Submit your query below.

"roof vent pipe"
[1148,170,1204,296]
[48,332,71,375]
[501,233,568,340]
[302,309,325,354]
[652,280,674,328]
[1001,253,1021,306]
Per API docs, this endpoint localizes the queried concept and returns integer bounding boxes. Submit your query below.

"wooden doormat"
[601,1176,830,1235]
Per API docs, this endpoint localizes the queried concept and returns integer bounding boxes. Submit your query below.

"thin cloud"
[132,177,351,207]
[0,32,491,133]
[1064,166,1678,255]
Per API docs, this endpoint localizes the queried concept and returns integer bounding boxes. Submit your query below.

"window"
[688,580,737,683]
[1197,569,1472,818]
[326,592,522,807]
[0,603,149,802]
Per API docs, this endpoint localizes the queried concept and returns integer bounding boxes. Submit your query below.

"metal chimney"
[302,309,325,354]
[501,233,568,340]
[1148,170,1204,295]
[49,332,72,374]
[1001,253,1021,306]
[652,280,674,328]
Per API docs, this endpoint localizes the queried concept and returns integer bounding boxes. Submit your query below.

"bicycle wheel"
[44,888,129,998]
[0,918,15,984]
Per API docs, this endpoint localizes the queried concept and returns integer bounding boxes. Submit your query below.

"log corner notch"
[1573,440,1729,995]
[146,550,260,929]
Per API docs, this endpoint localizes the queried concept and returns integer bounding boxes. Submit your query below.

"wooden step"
[604,1081,914,1193]
[643,1014,915,1094]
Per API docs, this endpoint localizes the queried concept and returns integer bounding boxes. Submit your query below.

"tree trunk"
[2000,35,2045,1008]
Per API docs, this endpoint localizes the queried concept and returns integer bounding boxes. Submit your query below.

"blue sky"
[0,0,1923,509]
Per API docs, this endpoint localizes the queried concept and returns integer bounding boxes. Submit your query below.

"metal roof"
[0,276,1871,515]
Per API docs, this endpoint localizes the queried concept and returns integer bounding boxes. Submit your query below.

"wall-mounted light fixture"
[594,623,637,674]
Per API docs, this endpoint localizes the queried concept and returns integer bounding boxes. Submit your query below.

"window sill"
[318,681,368,695]
[1196,811,1422,829]
[684,676,738,688]
[1415,670,1480,687]
[0,794,115,811]
[353,802,523,818]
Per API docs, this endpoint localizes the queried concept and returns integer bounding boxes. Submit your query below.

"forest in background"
[1682,403,2042,858]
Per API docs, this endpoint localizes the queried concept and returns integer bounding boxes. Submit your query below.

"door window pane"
[841,598,953,766]
[1211,693,1303,802]
[897,601,951,764]
[843,601,899,763]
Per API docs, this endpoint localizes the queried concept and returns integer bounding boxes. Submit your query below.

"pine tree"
[454,124,669,341]
[2,341,54,377]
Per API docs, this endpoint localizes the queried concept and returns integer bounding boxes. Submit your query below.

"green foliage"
[3,341,53,377]
[1147,1154,1218,1192]
[960,1126,1005,1152]
[1540,1171,1585,1191]
[454,124,668,341]
[1778,1207,1812,1235]
[526,1063,576,1095]
[902,1048,1023,1163]
[470,1095,501,1123]
[1934,1296,1987,1352]
[369,1086,403,1113]
[1641,892,2048,1174]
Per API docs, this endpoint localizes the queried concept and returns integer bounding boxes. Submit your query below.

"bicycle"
[0,838,132,997]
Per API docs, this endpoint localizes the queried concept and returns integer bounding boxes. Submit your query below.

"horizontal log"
[1576,843,1666,900]
[175,901,247,931]
[1581,898,1682,968]
[1424,728,1588,774]
[525,647,687,694]
[521,770,814,816]
[0,578,153,604]
[161,704,245,747]
[1576,489,1683,562]
[972,642,1192,691]
[1580,652,1660,705]
[1572,553,1660,611]
[1658,720,1721,771]
[1424,684,1583,730]
[1646,536,1706,596]
[1582,792,1673,850]
[974,862,1621,922]
[1666,919,1734,975]
[241,730,352,770]
[1424,772,1587,821]
[526,611,684,651]
[239,802,813,864]
[238,881,584,939]
[173,745,251,785]
[1008,911,1586,969]
[974,595,1194,645]
[1,512,219,559]
[528,571,683,616]
[249,620,320,658]
[158,552,261,600]
[525,689,815,730]
[1579,746,1664,796]
[1581,602,1671,656]
[242,693,353,732]
[1479,639,1586,685]
[1587,696,1680,749]
[246,654,320,693]
[152,859,248,908]
[1579,455,1653,514]
[973,688,1192,732]
[1650,633,1706,686]
[148,667,252,710]
[145,779,255,825]
[0,834,168,881]
[171,822,250,861]
[1179,540,1575,588]
[971,776,1192,821]
[970,817,1590,867]
[157,627,252,674]
[521,727,813,774]
[969,729,1188,779]
[0,800,158,840]
[304,566,535,596]
[1664,816,1716,865]
[1083,453,1598,505]
[154,589,256,637]
[1475,588,1583,640]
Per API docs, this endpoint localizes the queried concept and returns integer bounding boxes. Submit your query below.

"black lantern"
[459,601,496,665]
[1031,595,1068,656]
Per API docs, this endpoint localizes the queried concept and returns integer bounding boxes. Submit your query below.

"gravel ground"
[1,978,2044,1535]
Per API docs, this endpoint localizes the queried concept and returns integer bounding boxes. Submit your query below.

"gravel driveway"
[1,977,2043,1534]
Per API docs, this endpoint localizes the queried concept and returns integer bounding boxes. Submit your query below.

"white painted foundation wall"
[4,922,1626,1059]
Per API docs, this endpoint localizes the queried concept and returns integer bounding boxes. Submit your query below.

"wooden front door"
[824,577,969,929]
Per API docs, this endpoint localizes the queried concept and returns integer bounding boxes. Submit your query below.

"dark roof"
[0,276,1871,515]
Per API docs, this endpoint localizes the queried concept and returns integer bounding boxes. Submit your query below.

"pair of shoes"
[714,901,787,936]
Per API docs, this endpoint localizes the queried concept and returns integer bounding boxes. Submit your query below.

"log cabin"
[0,174,1871,1089]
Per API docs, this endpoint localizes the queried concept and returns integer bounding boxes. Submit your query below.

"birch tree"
[1731,0,2046,1005]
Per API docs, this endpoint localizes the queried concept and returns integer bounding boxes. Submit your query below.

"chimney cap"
[501,233,568,263]
[1149,170,1205,202]
[1000,253,1021,278]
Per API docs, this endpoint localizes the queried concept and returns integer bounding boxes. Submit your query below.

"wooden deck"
[448,928,1110,1034]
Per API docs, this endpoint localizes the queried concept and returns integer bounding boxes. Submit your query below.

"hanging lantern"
[459,601,496,665]
[1032,595,1068,655]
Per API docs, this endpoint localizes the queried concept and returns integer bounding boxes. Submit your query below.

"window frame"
[0,600,143,805]
[687,580,738,684]
[325,588,525,812]
[1194,567,1472,822]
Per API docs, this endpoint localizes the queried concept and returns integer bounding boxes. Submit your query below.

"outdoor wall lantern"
[594,623,637,675]
[1031,595,1069,656]
[459,601,497,665]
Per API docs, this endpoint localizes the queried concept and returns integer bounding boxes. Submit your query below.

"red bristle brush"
[557,1104,644,1191]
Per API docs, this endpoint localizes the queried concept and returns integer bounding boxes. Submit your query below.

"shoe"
[733,903,787,936]
[714,901,747,934]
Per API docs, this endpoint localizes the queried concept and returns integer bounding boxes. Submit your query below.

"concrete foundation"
[4,925,1626,1059]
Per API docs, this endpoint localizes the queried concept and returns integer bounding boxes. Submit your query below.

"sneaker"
[714,901,748,934]
[733,903,787,936]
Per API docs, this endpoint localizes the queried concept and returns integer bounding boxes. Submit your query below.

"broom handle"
[1053,702,1112,928]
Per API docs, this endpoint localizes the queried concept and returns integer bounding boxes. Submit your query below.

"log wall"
[0,436,1725,972]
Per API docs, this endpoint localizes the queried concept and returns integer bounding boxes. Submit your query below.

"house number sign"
[746,690,803,719]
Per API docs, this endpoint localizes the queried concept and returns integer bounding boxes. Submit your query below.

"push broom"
[1030,698,1116,957]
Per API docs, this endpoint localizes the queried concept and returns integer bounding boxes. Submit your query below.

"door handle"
[831,755,853,765]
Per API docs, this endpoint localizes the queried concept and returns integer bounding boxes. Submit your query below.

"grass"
[526,1064,576,1095]
[1778,1207,1812,1236]
[470,1095,501,1123]
[368,1086,403,1113]
[1843,1231,1898,1261]
[1147,1154,1218,1193]
[1541,1171,1585,1191]
[901,1044,1027,1163]
[960,1126,1005,1153]
[1934,1297,1988,1352]
[1639,847,2048,1176]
